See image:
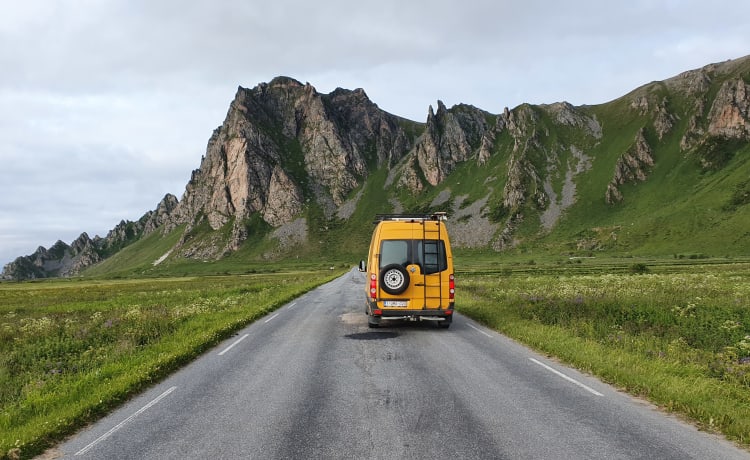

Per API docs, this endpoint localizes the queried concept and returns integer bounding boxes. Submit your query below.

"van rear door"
[377,238,447,310]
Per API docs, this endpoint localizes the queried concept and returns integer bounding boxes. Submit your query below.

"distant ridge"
[4,55,750,280]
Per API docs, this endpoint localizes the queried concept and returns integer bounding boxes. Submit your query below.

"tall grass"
[458,261,750,445]
[0,270,343,459]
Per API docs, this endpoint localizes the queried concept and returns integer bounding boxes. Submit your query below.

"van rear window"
[380,240,447,274]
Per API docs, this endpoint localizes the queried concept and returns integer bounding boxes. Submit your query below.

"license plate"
[383,300,408,307]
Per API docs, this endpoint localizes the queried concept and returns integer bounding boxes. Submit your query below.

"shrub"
[628,263,649,274]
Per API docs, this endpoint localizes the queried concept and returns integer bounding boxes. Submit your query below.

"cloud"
[1,0,749,267]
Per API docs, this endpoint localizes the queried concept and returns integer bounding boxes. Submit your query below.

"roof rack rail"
[373,212,447,223]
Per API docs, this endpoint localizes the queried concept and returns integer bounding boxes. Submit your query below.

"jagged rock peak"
[330,86,370,101]
[1,233,103,280]
[144,194,179,234]
[507,104,539,143]
[436,100,449,114]
[267,76,305,88]
[70,232,93,253]
[165,75,415,260]
[407,100,488,188]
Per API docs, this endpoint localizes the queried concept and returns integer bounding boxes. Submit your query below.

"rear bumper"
[378,308,453,318]
[366,299,454,318]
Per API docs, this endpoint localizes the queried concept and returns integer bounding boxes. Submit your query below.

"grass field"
[0,269,344,459]
[457,257,750,446]
[2,258,750,458]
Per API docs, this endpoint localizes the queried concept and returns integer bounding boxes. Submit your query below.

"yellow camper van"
[359,213,455,328]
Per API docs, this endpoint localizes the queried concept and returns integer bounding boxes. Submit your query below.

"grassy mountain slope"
[73,58,750,278]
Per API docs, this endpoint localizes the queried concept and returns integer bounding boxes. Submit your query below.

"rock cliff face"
[143,194,179,234]
[3,55,750,279]
[165,77,413,258]
[395,101,492,192]
[606,129,655,204]
[412,101,490,186]
[707,77,750,139]
[676,62,750,152]
[493,102,601,246]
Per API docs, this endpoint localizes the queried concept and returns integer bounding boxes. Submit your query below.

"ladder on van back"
[420,213,445,310]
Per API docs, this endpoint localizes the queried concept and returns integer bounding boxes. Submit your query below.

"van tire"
[437,321,451,329]
[380,264,410,295]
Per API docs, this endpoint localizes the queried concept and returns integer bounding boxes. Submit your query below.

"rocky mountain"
[1,194,178,280]
[162,77,415,259]
[3,56,750,280]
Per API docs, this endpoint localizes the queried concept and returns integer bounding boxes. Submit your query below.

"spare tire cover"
[380,264,410,295]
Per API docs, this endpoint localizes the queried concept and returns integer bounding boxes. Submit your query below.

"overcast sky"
[1,0,748,268]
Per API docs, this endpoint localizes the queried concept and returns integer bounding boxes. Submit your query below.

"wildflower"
[720,320,741,331]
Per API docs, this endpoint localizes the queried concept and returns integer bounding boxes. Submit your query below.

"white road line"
[467,323,493,337]
[287,302,297,310]
[218,333,249,356]
[529,358,604,397]
[264,313,280,323]
[75,386,177,456]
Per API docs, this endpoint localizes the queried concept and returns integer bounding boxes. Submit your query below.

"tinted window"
[379,239,447,274]
[380,240,409,267]
[417,240,447,274]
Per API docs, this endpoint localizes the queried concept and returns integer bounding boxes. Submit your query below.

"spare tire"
[380,264,410,295]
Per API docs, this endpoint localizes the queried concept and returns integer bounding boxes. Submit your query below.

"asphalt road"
[54,268,749,459]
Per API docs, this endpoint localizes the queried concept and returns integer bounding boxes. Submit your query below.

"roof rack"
[373,212,447,223]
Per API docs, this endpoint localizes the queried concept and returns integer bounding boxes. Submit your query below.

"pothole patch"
[345,331,399,340]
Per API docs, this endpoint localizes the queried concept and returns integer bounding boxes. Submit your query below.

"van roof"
[373,212,447,224]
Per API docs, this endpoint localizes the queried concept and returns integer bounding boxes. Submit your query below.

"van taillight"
[370,273,377,299]
[449,274,455,300]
